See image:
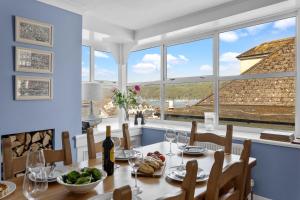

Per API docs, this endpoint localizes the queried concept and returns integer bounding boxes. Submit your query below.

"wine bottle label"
[110,147,115,162]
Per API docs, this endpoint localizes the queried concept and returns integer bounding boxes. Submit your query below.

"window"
[164,38,214,122]
[218,17,296,130]
[94,51,118,81]
[94,50,118,118]
[128,47,161,83]
[127,47,161,119]
[82,46,90,81]
[167,39,213,79]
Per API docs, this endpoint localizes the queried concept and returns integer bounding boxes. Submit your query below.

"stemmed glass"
[23,150,48,200]
[128,150,143,195]
[165,129,176,156]
[112,137,121,168]
[176,132,188,170]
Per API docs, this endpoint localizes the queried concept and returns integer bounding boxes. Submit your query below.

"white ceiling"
[39,0,235,30]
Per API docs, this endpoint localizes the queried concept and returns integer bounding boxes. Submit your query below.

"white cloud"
[245,24,267,35]
[273,18,296,30]
[220,52,240,62]
[220,31,239,42]
[219,52,241,76]
[94,51,109,58]
[199,64,213,75]
[133,62,157,74]
[167,54,189,65]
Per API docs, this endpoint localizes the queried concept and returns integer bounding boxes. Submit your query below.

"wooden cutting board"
[131,163,166,178]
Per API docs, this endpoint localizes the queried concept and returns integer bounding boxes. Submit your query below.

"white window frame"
[126,12,298,134]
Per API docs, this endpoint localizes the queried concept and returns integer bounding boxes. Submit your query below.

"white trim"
[213,33,220,126]
[253,194,272,200]
[296,10,300,138]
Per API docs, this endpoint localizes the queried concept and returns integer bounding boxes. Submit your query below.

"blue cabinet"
[141,128,165,146]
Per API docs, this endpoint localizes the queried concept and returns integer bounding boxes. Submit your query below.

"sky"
[82,17,296,83]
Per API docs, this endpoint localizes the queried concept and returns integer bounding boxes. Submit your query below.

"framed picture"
[15,16,53,47]
[15,47,54,73]
[15,76,53,100]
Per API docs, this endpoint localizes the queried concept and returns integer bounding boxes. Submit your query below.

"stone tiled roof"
[198,37,295,107]
[236,37,294,60]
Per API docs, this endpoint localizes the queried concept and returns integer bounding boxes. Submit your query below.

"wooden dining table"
[6,142,256,200]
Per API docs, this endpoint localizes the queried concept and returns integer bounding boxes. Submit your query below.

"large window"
[127,47,161,119]
[94,51,118,81]
[127,16,297,131]
[218,17,296,130]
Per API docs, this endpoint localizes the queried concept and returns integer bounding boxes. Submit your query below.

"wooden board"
[131,162,166,178]
[260,130,294,142]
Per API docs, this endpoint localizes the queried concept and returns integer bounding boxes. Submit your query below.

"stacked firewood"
[6,130,53,158]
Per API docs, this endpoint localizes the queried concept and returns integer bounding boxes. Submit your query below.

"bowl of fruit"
[57,167,107,193]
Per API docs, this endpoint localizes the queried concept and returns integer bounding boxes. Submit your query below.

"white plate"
[173,168,206,179]
[167,171,209,183]
[46,166,67,182]
[115,150,139,161]
[0,181,16,199]
[182,146,208,155]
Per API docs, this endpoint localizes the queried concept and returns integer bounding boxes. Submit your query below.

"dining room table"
[6,142,256,200]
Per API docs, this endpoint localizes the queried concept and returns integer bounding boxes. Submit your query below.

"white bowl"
[56,169,107,194]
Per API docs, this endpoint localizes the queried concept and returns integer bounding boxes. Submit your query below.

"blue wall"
[142,128,300,200]
[0,0,82,165]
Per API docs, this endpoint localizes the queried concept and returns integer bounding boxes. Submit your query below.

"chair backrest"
[122,123,132,150]
[158,160,198,200]
[113,185,132,200]
[205,140,251,200]
[2,131,72,180]
[87,127,102,159]
[190,121,233,154]
[239,139,252,200]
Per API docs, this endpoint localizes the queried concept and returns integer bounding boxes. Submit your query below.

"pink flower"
[134,85,141,92]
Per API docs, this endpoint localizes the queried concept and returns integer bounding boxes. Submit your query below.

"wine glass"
[176,132,188,170]
[165,129,176,156]
[23,150,48,200]
[128,150,143,195]
[112,137,121,168]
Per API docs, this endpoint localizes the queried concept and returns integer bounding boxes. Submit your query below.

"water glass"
[112,137,121,168]
[128,150,143,195]
[176,132,188,170]
[23,150,48,200]
[165,129,176,156]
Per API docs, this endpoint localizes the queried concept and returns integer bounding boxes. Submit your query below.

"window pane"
[217,78,295,130]
[219,17,296,76]
[128,85,161,119]
[164,82,214,122]
[167,39,213,78]
[82,46,90,81]
[128,47,161,83]
[94,51,118,81]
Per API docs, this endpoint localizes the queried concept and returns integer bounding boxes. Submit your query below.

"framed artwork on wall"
[15,16,53,47]
[15,76,53,100]
[15,47,54,73]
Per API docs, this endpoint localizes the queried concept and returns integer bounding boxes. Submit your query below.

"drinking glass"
[112,137,121,168]
[23,150,48,200]
[176,132,188,170]
[165,129,176,156]
[128,150,143,195]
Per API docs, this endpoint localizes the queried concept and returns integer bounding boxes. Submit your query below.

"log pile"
[5,130,53,158]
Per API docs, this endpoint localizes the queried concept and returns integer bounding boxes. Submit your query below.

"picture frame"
[15,47,54,73]
[15,76,53,100]
[15,16,53,47]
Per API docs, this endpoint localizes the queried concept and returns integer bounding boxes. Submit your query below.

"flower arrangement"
[112,85,141,121]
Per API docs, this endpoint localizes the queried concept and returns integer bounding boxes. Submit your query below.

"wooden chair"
[198,140,252,200]
[113,185,132,200]
[190,121,233,154]
[122,123,132,150]
[87,127,102,159]
[158,160,198,200]
[2,131,72,180]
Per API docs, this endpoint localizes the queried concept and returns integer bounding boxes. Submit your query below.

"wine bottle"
[102,126,114,176]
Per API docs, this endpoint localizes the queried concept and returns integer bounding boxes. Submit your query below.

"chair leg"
[251,191,254,200]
